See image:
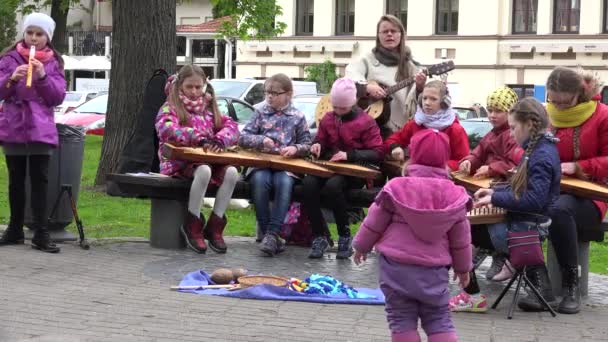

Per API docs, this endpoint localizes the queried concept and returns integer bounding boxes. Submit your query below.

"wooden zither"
[467,206,506,225]
[162,144,380,179]
[451,173,608,202]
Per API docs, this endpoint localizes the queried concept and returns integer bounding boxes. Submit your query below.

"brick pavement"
[1,236,608,342]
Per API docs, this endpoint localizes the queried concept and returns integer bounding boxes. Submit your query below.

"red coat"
[553,102,608,218]
[385,120,470,171]
[461,123,519,180]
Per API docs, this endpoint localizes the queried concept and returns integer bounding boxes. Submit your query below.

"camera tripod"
[48,184,89,250]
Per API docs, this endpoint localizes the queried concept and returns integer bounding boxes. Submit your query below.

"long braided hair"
[509,97,549,199]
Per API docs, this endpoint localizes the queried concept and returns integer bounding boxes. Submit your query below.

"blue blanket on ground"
[178,270,385,305]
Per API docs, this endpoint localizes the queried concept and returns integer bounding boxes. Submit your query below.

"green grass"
[0,135,607,275]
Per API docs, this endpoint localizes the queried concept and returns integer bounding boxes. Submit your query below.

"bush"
[305,60,338,94]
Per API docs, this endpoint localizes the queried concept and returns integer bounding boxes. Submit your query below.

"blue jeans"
[249,169,295,235]
[488,220,550,255]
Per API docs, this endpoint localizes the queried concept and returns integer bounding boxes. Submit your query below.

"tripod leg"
[491,269,520,309]
[66,186,89,250]
[48,187,67,222]
[508,272,524,319]
[522,274,557,317]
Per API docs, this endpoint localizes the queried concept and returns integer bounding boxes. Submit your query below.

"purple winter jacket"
[353,164,473,273]
[0,49,66,146]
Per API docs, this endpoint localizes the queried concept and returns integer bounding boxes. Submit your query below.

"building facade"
[236,0,608,105]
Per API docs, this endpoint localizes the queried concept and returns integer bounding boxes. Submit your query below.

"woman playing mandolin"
[345,14,427,137]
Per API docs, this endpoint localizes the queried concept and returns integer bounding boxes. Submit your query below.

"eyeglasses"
[547,96,576,107]
[264,90,287,97]
[379,29,401,36]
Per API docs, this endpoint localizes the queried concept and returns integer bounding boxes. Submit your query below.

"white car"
[54,91,100,117]
[210,79,317,106]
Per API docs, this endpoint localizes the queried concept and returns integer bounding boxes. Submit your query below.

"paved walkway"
[1,236,608,342]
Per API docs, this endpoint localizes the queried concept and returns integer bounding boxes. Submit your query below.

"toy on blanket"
[289,278,309,292]
[302,274,365,299]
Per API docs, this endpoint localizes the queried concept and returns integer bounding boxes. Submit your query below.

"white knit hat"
[22,13,56,40]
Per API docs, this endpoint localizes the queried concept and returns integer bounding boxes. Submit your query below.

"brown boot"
[204,212,227,253]
[181,212,207,254]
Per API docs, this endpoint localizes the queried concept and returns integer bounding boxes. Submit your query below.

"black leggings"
[300,174,364,238]
[548,194,603,269]
[5,155,50,228]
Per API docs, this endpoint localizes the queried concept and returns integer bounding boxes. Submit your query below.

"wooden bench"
[546,219,608,298]
[106,173,379,249]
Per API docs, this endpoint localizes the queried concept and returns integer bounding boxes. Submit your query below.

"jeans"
[249,169,295,235]
[488,220,549,255]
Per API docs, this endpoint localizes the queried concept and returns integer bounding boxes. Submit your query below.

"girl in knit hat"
[449,86,521,312]
[354,129,472,342]
[0,13,66,253]
[301,77,383,259]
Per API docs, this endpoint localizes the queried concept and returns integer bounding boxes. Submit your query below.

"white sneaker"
[491,260,515,282]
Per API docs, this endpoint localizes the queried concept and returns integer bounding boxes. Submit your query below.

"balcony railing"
[66,31,111,56]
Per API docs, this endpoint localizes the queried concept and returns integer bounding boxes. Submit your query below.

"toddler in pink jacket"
[353,129,473,342]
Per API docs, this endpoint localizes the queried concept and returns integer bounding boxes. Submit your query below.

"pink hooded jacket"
[353,165,473,273]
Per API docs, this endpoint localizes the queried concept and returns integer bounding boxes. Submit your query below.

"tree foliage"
[210,0,286,40]
[305,60,338,94]
[0,0,19,50]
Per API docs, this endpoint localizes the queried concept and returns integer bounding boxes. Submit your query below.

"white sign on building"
[76,78,109,92]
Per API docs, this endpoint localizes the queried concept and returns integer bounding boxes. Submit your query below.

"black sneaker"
[308,236,329,259]
[259,233,278,256]
[31,229,60,253]
[336,236,353,259]
[0,227,25,246]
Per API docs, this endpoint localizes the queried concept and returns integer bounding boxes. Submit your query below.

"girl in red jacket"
[301,77,384,260]
[544,67,608,314]
[385,80,469,171]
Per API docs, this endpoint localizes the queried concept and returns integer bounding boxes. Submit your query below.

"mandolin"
[315,60,455,126]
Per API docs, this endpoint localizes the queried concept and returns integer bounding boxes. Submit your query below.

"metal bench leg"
[150,198,187,249]
[547,240,589,298]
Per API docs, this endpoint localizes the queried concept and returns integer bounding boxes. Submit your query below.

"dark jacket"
[314,108,383,164]
[492,135,561,222]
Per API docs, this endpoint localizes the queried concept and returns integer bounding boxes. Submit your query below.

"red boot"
[181,212,207,254]
[204,212,227,253]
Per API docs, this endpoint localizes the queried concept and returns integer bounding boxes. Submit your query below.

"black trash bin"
[25,124,86,241]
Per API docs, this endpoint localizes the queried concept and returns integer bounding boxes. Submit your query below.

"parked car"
[453,104,488,121]
[54,91,101,117]
[210,79,318,106]
[216,96,256,130]
[292,95,322,127]
[55,94,107,135]
[459,117,493,149]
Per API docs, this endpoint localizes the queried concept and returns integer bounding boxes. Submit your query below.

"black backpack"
[106,69,168,196]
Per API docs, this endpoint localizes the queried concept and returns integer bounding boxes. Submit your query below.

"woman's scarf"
[178,92,206,114]
[547,101,596,128]
[16,41,54,63]
[413,106,456,130]
[372,46,400,66]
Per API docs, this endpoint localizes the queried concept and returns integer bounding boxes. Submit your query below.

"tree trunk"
[95,0,176,186]
[50,0,68,53]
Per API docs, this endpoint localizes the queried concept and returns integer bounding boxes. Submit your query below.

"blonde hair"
[375,14,413,82]
[168,64,221,129]
[546,66,603,104]
[509,97,549,199]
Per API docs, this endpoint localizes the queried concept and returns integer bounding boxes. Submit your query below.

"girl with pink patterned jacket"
[156,64,239,255]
